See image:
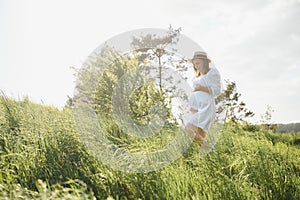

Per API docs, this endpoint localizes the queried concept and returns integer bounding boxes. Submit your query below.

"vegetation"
[276,123,300,133]
[216,81,254,124]
[0,95,300,199]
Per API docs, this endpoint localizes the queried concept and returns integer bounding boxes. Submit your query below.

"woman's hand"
[193,85,201,92]
[190,108,198,114]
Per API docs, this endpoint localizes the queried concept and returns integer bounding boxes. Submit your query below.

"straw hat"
[190,51,211,63]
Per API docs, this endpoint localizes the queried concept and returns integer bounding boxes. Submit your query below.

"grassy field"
[0,96,300,199]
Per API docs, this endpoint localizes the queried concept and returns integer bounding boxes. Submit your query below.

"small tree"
[130,25,185,92]
[216,80,254,124]
[260,105,276,132]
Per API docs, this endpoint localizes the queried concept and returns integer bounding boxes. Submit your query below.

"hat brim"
[189,57,211,63]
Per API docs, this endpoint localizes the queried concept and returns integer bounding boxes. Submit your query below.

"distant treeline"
[276,123,300,133]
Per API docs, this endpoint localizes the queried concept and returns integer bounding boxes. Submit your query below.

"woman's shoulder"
[206,67,220,78]
[209,67,220,74]
[207,67,218,73]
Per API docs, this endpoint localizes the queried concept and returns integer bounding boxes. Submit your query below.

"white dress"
[184,67,221,133]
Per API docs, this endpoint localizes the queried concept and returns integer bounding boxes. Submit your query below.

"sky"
[1,0,300,124]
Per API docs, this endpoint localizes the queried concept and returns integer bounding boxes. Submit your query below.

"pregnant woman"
[184,51,221,145]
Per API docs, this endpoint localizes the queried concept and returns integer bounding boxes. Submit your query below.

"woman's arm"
[193,85,212,94]
[193,68,221,96]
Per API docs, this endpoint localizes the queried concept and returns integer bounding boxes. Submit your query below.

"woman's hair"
[194,66,201,77]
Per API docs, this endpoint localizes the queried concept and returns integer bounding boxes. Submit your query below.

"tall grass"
[0,95,299,199]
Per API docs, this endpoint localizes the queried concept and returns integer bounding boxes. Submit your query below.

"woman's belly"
[189,91,212,111]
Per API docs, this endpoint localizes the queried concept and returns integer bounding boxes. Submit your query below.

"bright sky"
[1,0,300,123]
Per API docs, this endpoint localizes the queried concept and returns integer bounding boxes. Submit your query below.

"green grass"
[0,96,300,199]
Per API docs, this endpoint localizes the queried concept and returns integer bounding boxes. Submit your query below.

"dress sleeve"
[206,68,221,97]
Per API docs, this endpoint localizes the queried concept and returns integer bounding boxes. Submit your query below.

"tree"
[68,26,191,139]
[130,26,191,121]
[260,105,276,131]
[130,25,185,92]
[69,43,177,141]
[216,80,254,124]
[93,49,174,127]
